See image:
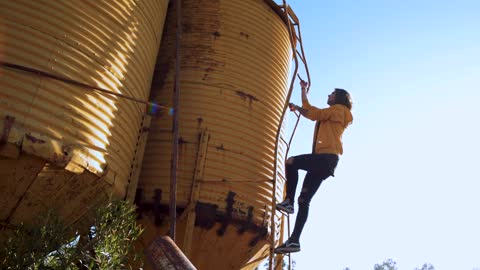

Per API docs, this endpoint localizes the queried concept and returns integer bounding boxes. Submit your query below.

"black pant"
[285,153,339,242]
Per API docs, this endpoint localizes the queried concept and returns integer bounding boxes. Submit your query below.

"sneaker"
[276,199,294,214]
[274,239,301,254]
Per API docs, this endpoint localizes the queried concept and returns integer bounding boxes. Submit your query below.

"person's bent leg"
[275,171,326,254]
[276,156,299,214]
[285,156,299,202]
[284,154,318,203]
[276,154,339,253]
[290,171,326,242]
[277,154,315,214]
[277,154,320,214]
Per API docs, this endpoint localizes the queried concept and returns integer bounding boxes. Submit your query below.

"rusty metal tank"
[0,0,169,239]
[135,0,293,269]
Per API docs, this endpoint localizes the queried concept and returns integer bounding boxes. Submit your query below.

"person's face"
[327,91,336,105]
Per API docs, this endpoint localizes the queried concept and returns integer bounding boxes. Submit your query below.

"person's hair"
[334,88,352,110]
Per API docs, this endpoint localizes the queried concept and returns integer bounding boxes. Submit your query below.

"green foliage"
[1,200,143,270]
[1,211,77,270]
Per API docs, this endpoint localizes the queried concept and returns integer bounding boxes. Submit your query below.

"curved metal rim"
[263,0,296,27]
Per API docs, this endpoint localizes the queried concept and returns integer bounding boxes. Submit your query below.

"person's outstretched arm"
[289,102,309,117]
[288,79,310,116]
[289,80,335,121]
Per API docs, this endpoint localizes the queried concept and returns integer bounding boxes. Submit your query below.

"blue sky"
[281,0,480,269]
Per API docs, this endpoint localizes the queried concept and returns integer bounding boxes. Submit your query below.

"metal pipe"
[146,236,197,270]
[169,0,182,241]
[287,214,292,270]
[0,61,167,110]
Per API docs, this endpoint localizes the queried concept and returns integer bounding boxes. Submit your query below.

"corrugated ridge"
[0,0,169,190]
[139,0,290,232]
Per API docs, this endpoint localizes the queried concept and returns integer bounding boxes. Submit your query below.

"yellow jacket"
[302,101,353,155]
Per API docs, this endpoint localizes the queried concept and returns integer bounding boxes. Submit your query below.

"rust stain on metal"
[239,31,250,39]
[24,134,46,144]
[62,145,72,156]
[194,202,217,229]
[178,137,189,145]
[193,195,269,246]
[150,61,172,101]
[196,117,203,127]
[217,191,235,236]
[235,90,258,107]
[50,153,69,166]
[249,227,268,247]
[237,206,254,234]
[1,115,15,144]
[153,189,162,226]
[215,143,244,155]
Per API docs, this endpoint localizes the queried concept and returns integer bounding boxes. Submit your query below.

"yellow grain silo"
[135,0,295,269]
[0,0,168,240]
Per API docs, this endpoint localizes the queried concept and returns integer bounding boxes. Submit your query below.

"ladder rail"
[269,1,312,270]
[286,22,311,157]
[269,0,298,267]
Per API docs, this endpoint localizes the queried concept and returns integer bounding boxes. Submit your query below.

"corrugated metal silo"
[136,0,294,269]
[0,0,169,239]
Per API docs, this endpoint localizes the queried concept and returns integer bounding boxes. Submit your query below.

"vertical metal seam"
[170,0,182,241]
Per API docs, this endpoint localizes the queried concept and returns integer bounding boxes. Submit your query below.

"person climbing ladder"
[274,79,353,254]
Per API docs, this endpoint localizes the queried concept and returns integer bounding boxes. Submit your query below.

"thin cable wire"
[0,61,168,111]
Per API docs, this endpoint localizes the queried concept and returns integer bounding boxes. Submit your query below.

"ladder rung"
[296,51,305,63]
[286,5,299,25]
